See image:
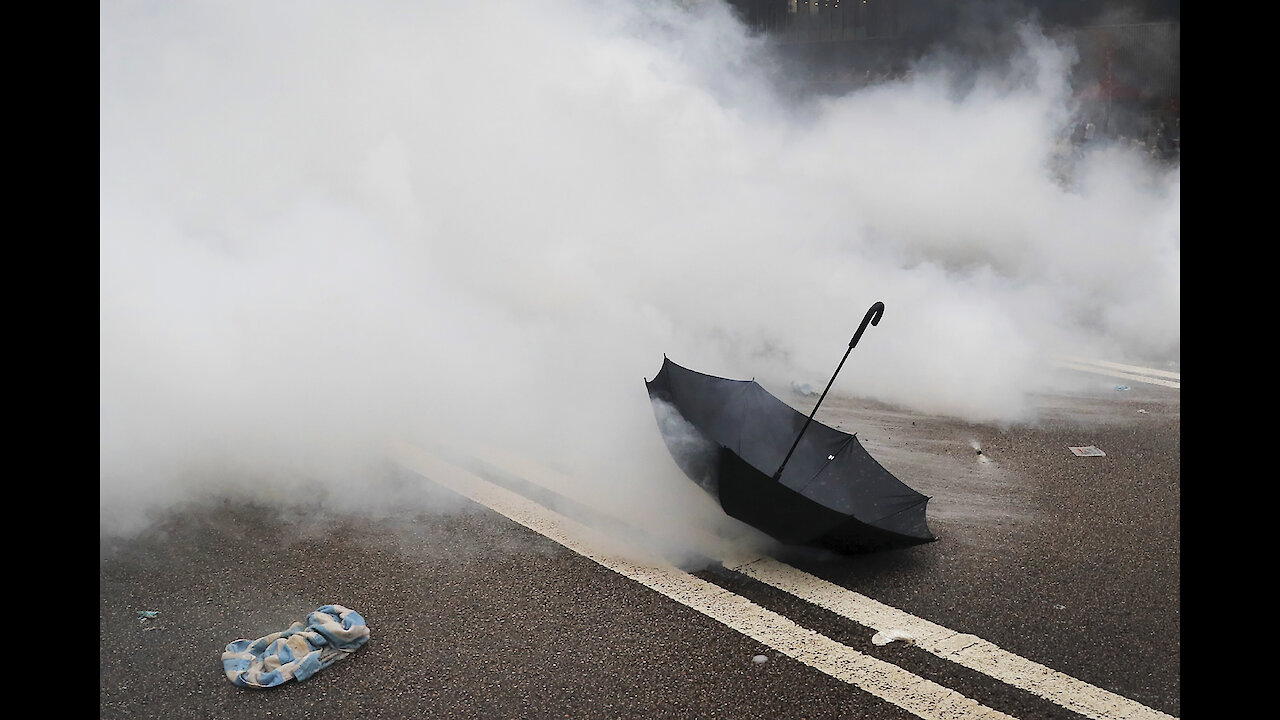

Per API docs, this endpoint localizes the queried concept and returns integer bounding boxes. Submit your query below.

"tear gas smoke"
[101,1,1178,548]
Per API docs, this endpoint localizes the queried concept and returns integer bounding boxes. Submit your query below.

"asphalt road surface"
[100,360,1179,719]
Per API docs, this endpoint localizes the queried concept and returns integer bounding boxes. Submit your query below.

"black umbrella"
[645,302,935,553]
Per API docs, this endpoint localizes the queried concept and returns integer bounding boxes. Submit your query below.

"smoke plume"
[101,1,1178,544]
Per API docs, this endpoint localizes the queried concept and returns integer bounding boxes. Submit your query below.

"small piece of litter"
[1115,385,1130,391]
[1068,445,1106,457]
[752,654,769,664]
[1137,409,1149,414]
[790,381,817,396]
[871,629,915,646]
[1053,604,1066,610]
[222,605,370,688]
[137,611,159,619]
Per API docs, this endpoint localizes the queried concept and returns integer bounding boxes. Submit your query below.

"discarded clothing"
[222,604,370,688]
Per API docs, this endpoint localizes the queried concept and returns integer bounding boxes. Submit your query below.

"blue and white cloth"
[222,605,370,688]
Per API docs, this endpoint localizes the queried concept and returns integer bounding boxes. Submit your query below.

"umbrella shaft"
[773,345,854,480]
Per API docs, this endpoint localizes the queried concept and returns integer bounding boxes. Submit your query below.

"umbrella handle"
[773,301,885,481]
[848,301,884,349]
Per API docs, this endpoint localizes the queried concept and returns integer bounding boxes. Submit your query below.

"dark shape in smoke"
[652,399,720,496]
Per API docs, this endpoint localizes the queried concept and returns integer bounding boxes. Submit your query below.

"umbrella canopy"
[645,354,935,553]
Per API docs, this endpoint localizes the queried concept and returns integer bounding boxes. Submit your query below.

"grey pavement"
[100,376,1178,719]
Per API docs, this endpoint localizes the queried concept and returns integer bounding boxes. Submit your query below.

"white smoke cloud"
[101,1,1178,542]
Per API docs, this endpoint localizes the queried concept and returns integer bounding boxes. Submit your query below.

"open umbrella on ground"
[645,302,935,553]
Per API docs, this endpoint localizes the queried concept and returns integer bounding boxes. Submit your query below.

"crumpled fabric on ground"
[221,604,370,688]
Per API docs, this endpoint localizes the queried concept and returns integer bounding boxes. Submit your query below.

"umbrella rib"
[864,495,934,528]
[791,436,855,493]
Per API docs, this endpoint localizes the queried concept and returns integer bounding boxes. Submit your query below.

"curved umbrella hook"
[848,301,885,349]
[773,301,885,480]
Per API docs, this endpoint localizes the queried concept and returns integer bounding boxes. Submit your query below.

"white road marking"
[467,442,1178,720]
[726,556,1176,720]
[387,439,1018,720]
[1054,357,1180,389]
[1056,357,1181,380]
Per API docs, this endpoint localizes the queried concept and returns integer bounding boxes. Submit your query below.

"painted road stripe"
[1054,357,1180,389]
[469,443,1177,720]
[1056,357,1181,380]
[726,556,1176,720]
[387,439,1018,720]
[1055,361,1180,389]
